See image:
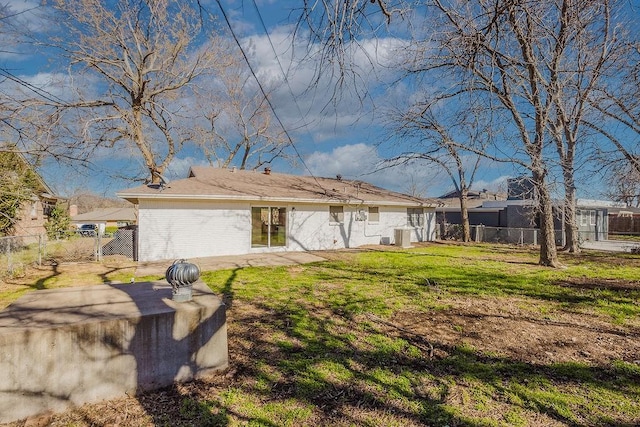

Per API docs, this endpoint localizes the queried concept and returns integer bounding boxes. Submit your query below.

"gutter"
[116,192,436,208]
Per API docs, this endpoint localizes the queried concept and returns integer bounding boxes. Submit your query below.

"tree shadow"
[195,260,638,426]
[33,262,60,290]
[107,281,229,425]
[227,297,639,426]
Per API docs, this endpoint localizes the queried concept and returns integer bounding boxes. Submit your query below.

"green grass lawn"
[2,243,639,426]
[192,244,640,427]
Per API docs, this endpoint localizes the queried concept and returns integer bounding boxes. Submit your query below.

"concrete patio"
[135,251,327,277]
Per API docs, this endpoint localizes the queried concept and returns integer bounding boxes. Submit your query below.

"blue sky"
[0,0,613,200]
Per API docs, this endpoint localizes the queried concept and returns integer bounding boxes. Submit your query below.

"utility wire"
[0,68,68,106]
[249,0,314,134]
[211,0,327,188]
[249,0,380,186]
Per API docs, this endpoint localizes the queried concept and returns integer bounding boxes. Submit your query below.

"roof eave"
[116,192,435,207]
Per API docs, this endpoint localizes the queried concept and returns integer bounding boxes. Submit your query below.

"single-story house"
[71,207,137,234]
[436,198,613,243]
[117,167,437,262]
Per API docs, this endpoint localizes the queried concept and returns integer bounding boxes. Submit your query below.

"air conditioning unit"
[394,228,411,248]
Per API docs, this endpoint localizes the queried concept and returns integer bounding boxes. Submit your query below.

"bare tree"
[294,0,637,267]
[194,45,289,170]
[35,0,223,184]
[396,0,631,267]
[603,161,640,208]
[1,2,80,169]
[545,0,622,253]
[586,30,640,178]
[389,97,487,242]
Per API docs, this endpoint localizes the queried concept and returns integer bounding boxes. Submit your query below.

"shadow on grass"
[224,298,639,426]
[33,262,60,290]
[158,248,640,426]
[310,259,601,306]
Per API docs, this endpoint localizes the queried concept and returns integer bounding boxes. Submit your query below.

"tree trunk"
[459,189,471,242]
[562,181,580,253]
[533,171,561,267]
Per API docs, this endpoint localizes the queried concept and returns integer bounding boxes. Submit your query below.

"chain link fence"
[0,235,45,279]
[439,224,563,246]
[439,224,640,252]
[0,227,137,279]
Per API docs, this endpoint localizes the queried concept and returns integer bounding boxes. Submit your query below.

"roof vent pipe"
[264,167,271,175]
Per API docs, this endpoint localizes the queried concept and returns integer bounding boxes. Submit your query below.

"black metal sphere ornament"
[165,259,200,302]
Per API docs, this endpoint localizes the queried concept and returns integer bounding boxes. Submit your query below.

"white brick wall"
[138,199,250,261]
[136,199,436,261]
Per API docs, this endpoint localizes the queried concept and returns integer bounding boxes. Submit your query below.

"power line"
[210,0,323,186]
[249,0,314,132]
[0,68,68,106]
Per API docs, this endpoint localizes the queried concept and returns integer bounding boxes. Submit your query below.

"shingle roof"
[117,166,435,207]
[71,207,136,222]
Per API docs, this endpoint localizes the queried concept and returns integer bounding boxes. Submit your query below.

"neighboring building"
[574,199,619,242]
[71,207,137,235]
[437,198,612,243]
[2,152,62,241]
[117,167,437,262]
[436,189,507,228]
[507,176,536,200]
[436,178,613,243]
[12,192,59,240]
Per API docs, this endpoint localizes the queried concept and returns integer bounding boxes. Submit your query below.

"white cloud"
[0,1,51,60]
[305,143,377,177]
[165,156,210,180]
[471,175,510,193]
[304,142,450,196]
[238,27,408,143]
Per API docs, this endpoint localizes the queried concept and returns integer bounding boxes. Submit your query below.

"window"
[251,207,287,248]
[590,210,597,226]
[368,206,379,222]
[329,206,344,224]
[579,210,588,227]
[407,208,424,227]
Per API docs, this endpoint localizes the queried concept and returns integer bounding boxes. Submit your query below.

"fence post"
[133,226,138,261]
[99,232,103,261]
[96,232,101,262]
[6,238,11,276]
[533,229,538,246]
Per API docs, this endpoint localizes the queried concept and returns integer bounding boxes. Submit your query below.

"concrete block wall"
[0,281,228,424]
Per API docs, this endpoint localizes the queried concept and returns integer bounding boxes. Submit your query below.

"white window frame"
[407,207,424,228]
[368,206,380,223]
[579,210,588,227]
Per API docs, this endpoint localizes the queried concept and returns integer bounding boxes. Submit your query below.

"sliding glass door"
[251,207,287,248]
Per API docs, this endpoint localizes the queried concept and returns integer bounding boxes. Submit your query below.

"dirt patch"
[2,245,639,426]
[556,277,640,291]
[389,296,640,366]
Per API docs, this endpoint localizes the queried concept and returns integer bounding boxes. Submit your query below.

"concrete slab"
[135,251,327,277]
[0,281,228,424]
[581,240,640,253]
